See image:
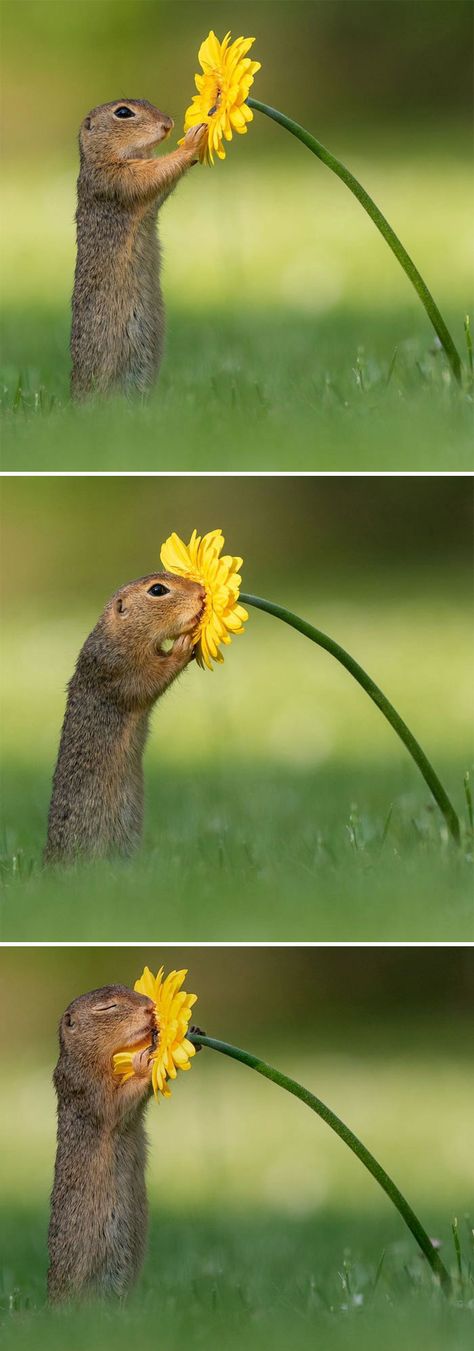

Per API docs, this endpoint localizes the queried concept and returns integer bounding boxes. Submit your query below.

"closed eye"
[148,583,170,597]
[95,1003,118,1013]
[114,106,135,119]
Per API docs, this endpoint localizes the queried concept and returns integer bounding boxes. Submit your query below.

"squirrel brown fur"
[70,99,207,398]
[47,984,156,1302]
[45,572,205,862]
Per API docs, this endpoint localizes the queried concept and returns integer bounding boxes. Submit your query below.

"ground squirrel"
[48,984,156,1301]
[45,572,205,862]
[71,99,207,397]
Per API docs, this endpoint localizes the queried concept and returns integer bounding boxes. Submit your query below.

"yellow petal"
[181,1038,197,1057]
[160,533,193,575]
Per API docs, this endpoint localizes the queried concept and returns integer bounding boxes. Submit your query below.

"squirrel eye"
[96,1003,118,1013]
[114,106,135,119]
[148,583,170,598]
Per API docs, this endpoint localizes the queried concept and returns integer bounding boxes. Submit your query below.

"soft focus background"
[1,946,473,1349]
[1,475,472,940]
[1,0,473,470]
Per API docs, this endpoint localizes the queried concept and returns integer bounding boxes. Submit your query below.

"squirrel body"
[48,984,155,1302]
[71,99,206,397]
[45,572,205,862]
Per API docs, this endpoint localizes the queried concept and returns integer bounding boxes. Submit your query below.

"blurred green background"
[1,0,473,470]
[1,475,472,940]
[1,946,473,1348]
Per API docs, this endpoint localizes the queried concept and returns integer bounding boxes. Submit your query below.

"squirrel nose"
[161,115,174,133]
[141,997,154,1014]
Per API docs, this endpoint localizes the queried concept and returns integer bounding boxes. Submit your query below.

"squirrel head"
[79,99,174,164]
[58,984,156,1081]
[104,572,206,658]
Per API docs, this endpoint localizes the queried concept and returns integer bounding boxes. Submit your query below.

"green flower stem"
[247,97,462,386]
[239,592,460,846]
[189,1032,452,1297]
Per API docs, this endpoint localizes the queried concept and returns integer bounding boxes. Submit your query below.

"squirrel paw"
[183,122,208,162]
[171,632,196,666]
[131,1046,153,1078]
[190,1024,206,1052]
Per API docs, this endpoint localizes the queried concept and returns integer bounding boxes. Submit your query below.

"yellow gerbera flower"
[160,528,248,671]
[179,29,261,165]
[113,965,197,1100]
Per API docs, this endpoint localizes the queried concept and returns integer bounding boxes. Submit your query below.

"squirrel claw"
[184,122,207,143]
[171,632,195,665]
[183,123,208,163]
[189,1024,206,1052]
[131,1046,153,1077]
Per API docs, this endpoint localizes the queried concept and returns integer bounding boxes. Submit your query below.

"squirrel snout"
[160,114,174,135]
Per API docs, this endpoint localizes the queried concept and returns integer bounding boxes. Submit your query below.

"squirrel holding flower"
[45,571,205,863]
[48,984,156,1301]
[71,99,207,398]
[48,981,203,1301]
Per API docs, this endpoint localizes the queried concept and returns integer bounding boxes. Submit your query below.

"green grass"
[3,1206,473,1351]
[1,152,472,470]
[1,761,472,941]
[2,307,472,472]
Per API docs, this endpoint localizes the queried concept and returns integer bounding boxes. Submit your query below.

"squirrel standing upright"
[71,99,207,398]
[48,984,156,1301]
[45,571,205,862]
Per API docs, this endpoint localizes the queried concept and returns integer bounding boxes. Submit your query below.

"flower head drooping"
[179,30,261,165]
[113,966,198,1099]
[160,528,248,670]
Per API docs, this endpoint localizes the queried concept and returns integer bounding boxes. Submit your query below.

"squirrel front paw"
[189,1024,206,1053]
[131,1046,153,1078]
[171,632,196,667]
[183,122,208,163]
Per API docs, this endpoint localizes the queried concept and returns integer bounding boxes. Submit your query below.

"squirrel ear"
[116,597,128,616]
[84,115,92,131]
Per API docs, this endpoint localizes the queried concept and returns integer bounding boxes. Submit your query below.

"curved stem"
[247,97,462,386]
[240,592,460,845]
[189,1032,452,1297]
